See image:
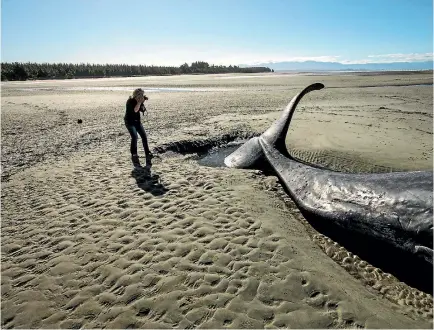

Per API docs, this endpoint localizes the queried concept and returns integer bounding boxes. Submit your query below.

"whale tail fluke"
[264,82,324,157]
[224,83,325,168]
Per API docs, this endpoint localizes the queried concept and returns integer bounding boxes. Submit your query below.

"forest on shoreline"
[1,61,273,81]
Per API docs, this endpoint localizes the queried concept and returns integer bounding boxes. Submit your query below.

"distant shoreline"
[2,70,433,84]
[0,61,272,82]
[1,72,272,82]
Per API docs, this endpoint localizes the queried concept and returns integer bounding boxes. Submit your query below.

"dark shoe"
[132,155,141,167]
[145,153,153,167]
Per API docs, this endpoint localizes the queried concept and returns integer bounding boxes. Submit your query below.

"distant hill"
[239,60,433,71]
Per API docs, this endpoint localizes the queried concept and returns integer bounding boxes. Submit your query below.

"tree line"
[1,61,273,81]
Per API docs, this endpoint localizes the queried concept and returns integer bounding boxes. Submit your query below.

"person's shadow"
[131,167,169,196]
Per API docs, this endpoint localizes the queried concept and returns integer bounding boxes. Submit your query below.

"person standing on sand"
[124,88,153,168]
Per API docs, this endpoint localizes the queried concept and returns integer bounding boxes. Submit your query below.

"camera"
[144,95,149,101]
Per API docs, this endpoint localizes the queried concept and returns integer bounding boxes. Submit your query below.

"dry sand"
[1,72,433,328]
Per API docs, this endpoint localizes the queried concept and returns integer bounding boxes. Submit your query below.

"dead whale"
[224,83,433,265]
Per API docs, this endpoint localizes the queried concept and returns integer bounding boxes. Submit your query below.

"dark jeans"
[125,120,151,156]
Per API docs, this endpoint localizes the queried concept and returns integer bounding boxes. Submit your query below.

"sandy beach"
[1,71,433,329]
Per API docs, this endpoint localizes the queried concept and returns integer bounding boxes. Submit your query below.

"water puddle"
[196,141,245,167]
[15,86,231,92]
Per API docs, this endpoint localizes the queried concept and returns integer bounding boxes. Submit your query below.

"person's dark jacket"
[124,98,145,124]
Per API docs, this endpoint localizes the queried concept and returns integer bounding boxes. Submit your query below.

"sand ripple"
[1,151,432,329]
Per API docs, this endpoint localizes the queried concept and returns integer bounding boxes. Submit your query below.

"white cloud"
[340,59,373,64]
[367,53,433,60]
[239,56,342,66]
[297,53,434,65]
[213,53,433,66]
[350,53,433,63]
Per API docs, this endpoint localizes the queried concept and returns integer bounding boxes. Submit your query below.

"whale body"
[224,83,433,265]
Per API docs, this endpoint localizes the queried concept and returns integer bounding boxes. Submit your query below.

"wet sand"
[1,72,433,328]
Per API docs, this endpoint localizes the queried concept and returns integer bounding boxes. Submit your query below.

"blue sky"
[1,0,433,65]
